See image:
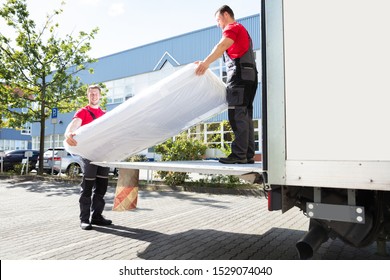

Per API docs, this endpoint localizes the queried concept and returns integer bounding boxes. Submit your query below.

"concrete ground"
[1,176,389,260]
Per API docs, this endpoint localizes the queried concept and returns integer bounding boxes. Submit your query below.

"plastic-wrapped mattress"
[64,64,227,162]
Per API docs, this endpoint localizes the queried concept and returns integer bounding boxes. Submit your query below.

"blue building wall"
[0,128,30,140]
[77,15,260,83]
[0,128,32,150]
[28,14,261,141]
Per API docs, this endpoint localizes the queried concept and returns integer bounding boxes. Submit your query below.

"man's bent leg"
[229,106,250,159]
[247,106,255,162]
[91,166,111,225]
[79,178,94,230]
[79,158,98,229]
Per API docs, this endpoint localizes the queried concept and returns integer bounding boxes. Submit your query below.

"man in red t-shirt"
[196,5,258,164]
[65,85,112,230]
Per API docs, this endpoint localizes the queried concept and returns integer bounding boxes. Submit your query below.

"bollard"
[113,168,139,211]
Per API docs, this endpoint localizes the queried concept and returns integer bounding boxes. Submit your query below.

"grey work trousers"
[79,158,110,222]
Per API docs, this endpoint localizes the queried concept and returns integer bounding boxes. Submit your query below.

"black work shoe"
[247,159,255,164]
[219,156,247,164]
[91,216,112,226]
[80,221,92,230]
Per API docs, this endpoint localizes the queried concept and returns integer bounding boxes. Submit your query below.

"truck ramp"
[92,160,264,211]
[93,160,262,176]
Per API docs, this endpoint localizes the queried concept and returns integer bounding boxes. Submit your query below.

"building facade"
[9,14,261,158]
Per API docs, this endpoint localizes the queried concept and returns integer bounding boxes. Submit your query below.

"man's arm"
[64,118,82,146]
[195,36,234,75]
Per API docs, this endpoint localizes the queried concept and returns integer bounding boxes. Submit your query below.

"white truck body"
[262,0,390,258]
[264,0,390,191]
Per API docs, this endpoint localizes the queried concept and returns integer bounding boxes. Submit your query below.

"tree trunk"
[38,80,46,175]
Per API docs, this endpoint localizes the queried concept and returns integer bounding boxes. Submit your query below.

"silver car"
[36,148,117,176]
[37,148,84,176]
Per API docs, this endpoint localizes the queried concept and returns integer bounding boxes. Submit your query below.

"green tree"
[0,0,99,174]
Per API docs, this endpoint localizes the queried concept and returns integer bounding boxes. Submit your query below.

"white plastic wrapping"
[64,64,227,162]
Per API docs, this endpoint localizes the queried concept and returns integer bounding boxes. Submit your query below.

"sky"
[1,0,261,58]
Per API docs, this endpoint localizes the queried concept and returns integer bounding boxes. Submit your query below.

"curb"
[0,174,265,197]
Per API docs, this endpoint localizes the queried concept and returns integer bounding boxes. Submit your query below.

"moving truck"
[262,0,390,259]
[96,0,390,259]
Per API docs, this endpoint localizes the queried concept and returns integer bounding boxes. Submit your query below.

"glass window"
[21,122,32,135]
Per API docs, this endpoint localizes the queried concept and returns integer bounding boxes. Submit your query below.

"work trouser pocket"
[226,86,245,106]
[240,63,257,82]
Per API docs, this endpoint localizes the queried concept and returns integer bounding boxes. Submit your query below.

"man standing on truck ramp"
[195,5,258,164]
[64,85,112,230]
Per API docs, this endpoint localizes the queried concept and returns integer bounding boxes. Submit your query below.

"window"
[106,79,134,105]
[21,122,32,135]
[209,58,227,83]
[0,139,28,151]
[185,119,261,154]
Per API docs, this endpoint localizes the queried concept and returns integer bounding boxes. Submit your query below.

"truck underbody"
[268,185,390,259]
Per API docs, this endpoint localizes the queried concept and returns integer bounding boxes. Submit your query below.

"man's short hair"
[215,5,235,19]
[87,84,101,94]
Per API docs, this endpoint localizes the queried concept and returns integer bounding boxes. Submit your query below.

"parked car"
[0,149,39,172]
[37,148,84,176]
[36,148,117,176]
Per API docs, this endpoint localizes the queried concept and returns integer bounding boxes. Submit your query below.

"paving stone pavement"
[1,177,389,260]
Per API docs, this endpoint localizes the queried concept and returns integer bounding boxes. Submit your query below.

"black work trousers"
[228,80,258,160]
[79,158,110,222]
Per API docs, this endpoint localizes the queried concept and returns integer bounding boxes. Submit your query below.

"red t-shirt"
[223,22,250,59]
[73,105,105,126]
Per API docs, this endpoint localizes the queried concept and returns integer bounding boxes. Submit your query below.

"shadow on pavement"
[92,224,303,260]
[1,177,80,197]
[92,224,390,260]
